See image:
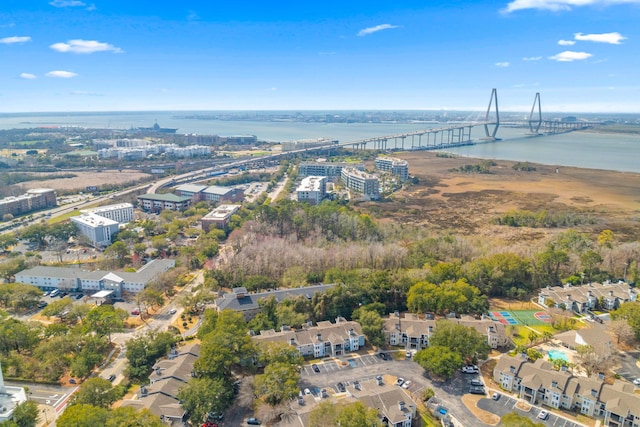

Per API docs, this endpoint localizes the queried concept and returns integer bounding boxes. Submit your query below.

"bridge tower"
[527,92,542,135]
[482,88,500,140]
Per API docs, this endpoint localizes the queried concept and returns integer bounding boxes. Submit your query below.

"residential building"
[174,184,207,199]
[341,167,380,200]
[71,213,120,247]
[493,354,640,426]
[296,176,327,205]
[200,204,241,232]
[137,194,192,212]
[375,156,409,182]
[298,161,364,179]
[120,343,200,425]
[538,281,636,314]
[15,259,175,297]
[383,313,509,350]
[214,284,335,321]
[0,188,56,218]
[0,362,27,424]
[82,202,134,224]
[253,317,365,358]
[554,327,613,360]
[200,185,244,203]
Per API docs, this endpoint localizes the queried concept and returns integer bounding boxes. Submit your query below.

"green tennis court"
[489,310,551,326]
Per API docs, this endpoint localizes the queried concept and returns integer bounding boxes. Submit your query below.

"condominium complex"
[200,204,241,232]
[0,188,56,217]
[71,214,120,247]
[296,176,327,205]
[15,259,175,296]
[341,167,380,200]
[281,138,338,152]
[298,161,364,179]
[375,156,409,182]
[137,194,192,212]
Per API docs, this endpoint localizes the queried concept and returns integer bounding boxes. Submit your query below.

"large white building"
[15,259,175,297]
[375,156,409,182]
[298,161,364,179]
[296,176,327,205]
[341,167,380,200]
[71,213,120,247]
[201,204,241,232]
[0,363,27,424]
[82,202,134,224]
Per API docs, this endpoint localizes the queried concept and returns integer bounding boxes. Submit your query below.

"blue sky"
[1,0,639,113]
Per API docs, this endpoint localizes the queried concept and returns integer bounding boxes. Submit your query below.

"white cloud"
[503,0,640,13]
[522,56,542,61]
[549,51,593,61]
[574,32,626,44]
[357,24,399,36]
[70,91,102,96]
[45,70,78,78]
[0,36,31,44]
[495,62,510,67]
[49,0,86,7]
[50,39,123,54]
[558,39,576,45]
[19,73,37,79]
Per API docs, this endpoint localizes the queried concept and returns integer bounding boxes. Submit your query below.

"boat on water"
[136,122,178,133]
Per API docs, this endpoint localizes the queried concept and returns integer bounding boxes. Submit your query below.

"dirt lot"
[16,169,151,192]
[361,152,640,243]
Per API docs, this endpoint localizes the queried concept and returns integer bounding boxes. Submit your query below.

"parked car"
[69,379,76,384]
[336,382,346,393]
[378,352,388,360]
[537,410,549,420]
[312,364,320,373]
[405,350,412,358]
[107,374,116,382]
[469,386,485,395]
[321,389,328,398]
[461,365,479,374]
[376,375,384,386]
[246,418,261,425]
[304,388,311,395]
[402,380,412,389]
[75,294,84,300]
[633,378,640,386]
[131,309,140,315]
[169,308,177,314]
[470,379,483,387]
[396,377,405,386]
[492,392,500,400]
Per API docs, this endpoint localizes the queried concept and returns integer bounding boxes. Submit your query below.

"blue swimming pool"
[547,349,569,362]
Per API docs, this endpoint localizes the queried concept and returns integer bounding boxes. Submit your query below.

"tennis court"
[489,310,551,326]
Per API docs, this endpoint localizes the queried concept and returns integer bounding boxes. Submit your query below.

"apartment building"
[137,194,192,212]
[281,138,338,152]
[298,161,364,179]
[375,156,409,182]
[538,281,636,314]
[494,354,640,426]
[253,317,365,358]
[200,204,241,232]
[341,167,380,200]
[82,202,134,224]
[15,259,175,297]
[383,313,510,350]
[296,176,327,205]
[0,188,56,217]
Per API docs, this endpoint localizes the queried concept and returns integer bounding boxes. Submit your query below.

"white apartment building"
[296,176,327,205]
[71,213,120,247]
[298,161,364,179]
[375,156,409,182]
[341,167,380,200]
[82,202,134,224]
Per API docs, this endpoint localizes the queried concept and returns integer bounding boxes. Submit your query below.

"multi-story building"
[174,184,244,203]
[82,202,134,224]
[214,285,335,322]
[0,363,28,424]
[384,313,510,350]
[200,204,241,232]
[253,317,365,358]
[296,176,327,205]
[375,156,409,182]
[15,259,175,297]
[538,281,636,314]
[71,213,120,247]
[137,194,192,212]
[0,188,56,218]
[494,354,640,426]
[120,342,200,424]
[341,167,380,200]
[298,161,364,179]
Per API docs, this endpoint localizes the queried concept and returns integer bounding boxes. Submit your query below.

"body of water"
[0,111,638,173]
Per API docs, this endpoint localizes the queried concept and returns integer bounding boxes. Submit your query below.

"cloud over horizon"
[522,56,542,61]
[49,0,85,7]
[19,73,36,79]
[357,24,399,36]
[495,62,510,67]
[0,36,31,44]
[503,0,640,13]
[575,32,626,44]
[558,39,576,46]
[45,70,78,78]
[549,51,593,61]
[50,39,123,54]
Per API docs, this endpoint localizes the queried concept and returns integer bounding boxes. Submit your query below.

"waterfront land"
[364,152,640,242]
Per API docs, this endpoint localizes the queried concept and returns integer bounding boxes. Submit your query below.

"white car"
[461,365,479,374]
[633,378,640,386]
[537,410,549,420]
[401,380,412,389]
[169,308,177,315]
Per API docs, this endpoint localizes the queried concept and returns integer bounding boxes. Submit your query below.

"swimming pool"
[547,349,569,362]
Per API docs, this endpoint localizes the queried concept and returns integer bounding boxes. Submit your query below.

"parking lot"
[478,392,584,427]
[300,352,391,376]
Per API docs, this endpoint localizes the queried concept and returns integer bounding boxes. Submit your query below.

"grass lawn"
[47,210,81,224]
